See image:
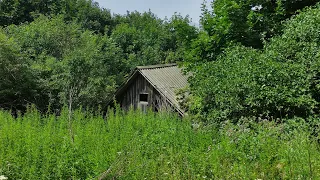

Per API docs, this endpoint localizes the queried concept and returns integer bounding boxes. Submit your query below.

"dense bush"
[187,4,320,123]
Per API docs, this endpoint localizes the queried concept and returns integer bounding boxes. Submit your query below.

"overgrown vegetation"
[2,0,320,124]
[184,2,320,123]
[0,108,320,179]
[2,0,320,179]
[0,0,197,112]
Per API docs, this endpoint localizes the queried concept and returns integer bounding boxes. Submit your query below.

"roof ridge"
[136,63,177,69]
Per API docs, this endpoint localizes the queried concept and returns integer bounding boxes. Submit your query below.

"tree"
[185,4,320,123]
[0,2,198,112]
[0,30,39,112]
[6,16,124,110]
[111,11,198,71]
[0,0,114,34]
[187,0,320,65]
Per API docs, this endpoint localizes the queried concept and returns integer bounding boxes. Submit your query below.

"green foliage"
[186,3,320,123]
[186,0,319,66]
[110,11,198,69]
[2,0,320,178]
[0,109,320,179]
[0,30,39,111]
[0,2,198,112]
[189,45,317,122]
[4,16,125,110]
[0,0,114,34]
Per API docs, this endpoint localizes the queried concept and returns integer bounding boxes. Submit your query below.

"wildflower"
[0,175,8,180]
[276,163,284,170]
[207,145,211,152]
[251,5,263,11]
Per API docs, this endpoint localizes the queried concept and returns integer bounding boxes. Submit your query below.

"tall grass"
[0,107,320,179]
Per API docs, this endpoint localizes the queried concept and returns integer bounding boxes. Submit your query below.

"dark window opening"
[140,93,148,102]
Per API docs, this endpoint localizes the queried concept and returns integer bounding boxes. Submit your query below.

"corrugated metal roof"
[138,64,189,114]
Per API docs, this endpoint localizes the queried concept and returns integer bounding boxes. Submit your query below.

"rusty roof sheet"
[138,64,189,114]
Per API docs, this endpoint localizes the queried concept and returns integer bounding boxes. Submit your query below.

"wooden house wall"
[116,73,175,112]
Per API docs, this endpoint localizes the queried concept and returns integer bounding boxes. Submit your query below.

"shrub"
[188,4,320,123]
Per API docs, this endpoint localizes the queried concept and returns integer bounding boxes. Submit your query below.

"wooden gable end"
[115,72,176,114]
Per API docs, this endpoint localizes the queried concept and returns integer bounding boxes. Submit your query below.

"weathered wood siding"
[116,73,174,112]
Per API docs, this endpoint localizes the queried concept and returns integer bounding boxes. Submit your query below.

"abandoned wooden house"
[111,64,189,116]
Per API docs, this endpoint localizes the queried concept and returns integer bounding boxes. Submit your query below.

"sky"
[94,0,204,25]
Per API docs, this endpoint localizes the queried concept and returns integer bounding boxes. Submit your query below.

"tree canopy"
[0,0,198,112]
[185,2,320,123]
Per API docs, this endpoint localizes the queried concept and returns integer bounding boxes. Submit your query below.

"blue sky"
[94,0,205,24]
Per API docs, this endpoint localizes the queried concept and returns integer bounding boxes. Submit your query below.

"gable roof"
[114,64,189,115]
